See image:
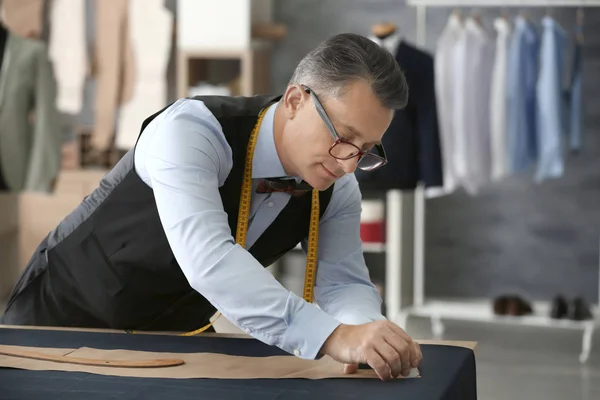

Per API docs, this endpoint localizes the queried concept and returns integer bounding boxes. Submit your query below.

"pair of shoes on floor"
[550,295,593,321]
[493,295,533,316]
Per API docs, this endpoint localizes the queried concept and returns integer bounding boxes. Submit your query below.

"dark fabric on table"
[0,328,477,399]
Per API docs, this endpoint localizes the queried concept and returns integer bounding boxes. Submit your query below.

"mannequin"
[369,22,402,54]
[357,21,444,193]
[371,22,397,40]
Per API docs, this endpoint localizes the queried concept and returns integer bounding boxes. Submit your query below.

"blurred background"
[0,0,599,398]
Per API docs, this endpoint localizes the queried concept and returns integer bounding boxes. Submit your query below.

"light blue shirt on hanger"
[133,98,385,360]
[535,16,567,182]
[506,15,540,174]
[567,26,583,153]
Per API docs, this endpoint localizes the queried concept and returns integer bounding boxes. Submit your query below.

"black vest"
[44,95,334,331]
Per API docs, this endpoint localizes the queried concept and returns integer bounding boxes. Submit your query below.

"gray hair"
[289,33,409,110]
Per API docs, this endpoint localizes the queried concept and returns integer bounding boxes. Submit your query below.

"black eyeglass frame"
[302,85,388,171]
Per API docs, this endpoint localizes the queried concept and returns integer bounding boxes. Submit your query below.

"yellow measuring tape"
[179,106,320,336]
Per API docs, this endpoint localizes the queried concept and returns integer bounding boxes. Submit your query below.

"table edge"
[0,324,478,352]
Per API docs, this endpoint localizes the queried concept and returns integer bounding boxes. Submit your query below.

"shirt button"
[267,201,274,208]
[244,327,251,333]
[293,349,301,356]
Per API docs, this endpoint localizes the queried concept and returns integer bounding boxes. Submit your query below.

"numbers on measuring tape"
[303,189,320,302]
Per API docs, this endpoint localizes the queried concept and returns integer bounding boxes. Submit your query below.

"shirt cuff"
[334,310,387,326]
[279,294,341,360]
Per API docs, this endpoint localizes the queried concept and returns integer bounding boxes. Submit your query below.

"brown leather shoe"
[493,295,509,315]
[506,296,533,316]
[494,295,532,316]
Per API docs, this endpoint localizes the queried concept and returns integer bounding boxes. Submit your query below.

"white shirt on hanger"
[48,0,87,114]
[490,17,512,181]
[453,17,495,195]
[434,13,463,195]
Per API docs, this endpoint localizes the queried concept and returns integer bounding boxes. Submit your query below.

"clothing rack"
[398,0,600,364]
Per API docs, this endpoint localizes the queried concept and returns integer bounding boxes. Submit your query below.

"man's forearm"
[315,282,387,325]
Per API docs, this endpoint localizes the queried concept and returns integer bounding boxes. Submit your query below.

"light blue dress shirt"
[133,98,385,360]
[506,16,540,174]
[567,29,583,153]
[535,16,567,182]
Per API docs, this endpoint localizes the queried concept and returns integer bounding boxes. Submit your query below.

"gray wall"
[272,1,600,303]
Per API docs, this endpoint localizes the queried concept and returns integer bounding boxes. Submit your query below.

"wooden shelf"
[177,43,272,99]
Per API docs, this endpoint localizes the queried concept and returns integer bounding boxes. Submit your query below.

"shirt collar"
[494,17,511,34]
[368,31,402,54]
[252,101,300,181]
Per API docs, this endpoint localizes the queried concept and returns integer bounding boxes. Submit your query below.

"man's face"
[280,80,393,190]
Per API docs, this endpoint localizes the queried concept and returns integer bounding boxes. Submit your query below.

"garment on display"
[452,14,495,195]
[115,0,173,150]
[434,10,463,194]
[535,16,567,182]
[356,24,444,193]
[92,0,136,152]
[433,10,585,195]
[0,22,62,192]
[566,20,584,153]
[48,0,87,114]
[489,15,512,181]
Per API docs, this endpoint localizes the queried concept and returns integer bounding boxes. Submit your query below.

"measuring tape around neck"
[180,106,320,336]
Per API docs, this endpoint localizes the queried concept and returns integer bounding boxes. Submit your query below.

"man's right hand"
[319,320,422,381]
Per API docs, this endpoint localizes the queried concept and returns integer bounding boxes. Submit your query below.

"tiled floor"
[406,317,600,400]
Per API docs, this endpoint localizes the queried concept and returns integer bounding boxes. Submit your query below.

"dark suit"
[356,40,443,192]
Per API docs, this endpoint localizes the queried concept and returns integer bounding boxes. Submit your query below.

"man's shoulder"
[187,94,281,120]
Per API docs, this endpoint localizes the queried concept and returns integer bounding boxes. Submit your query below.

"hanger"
[371,22,397,40]
[500,8,510,20]
[451,8,463,19]
[577,8,585,26]
[518,9,530,21]
[470,8,484,28]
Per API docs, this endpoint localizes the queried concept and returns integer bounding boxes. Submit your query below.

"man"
[1,33,421,380]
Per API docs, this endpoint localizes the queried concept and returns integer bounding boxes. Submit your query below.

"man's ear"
[282,84,308,120]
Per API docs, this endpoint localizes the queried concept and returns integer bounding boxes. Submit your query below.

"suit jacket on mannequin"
[357,36,443,192]
[0,29,62,192]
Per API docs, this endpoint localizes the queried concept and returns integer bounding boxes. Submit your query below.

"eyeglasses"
[302,85,388,172]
